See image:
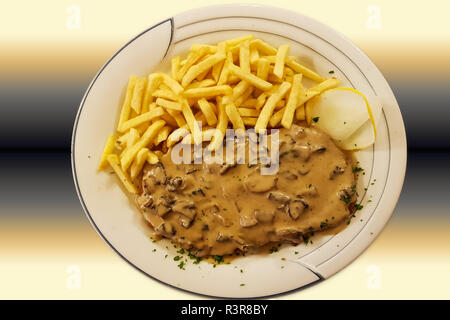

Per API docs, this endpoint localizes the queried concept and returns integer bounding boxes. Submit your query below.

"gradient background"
[1,0,449,299]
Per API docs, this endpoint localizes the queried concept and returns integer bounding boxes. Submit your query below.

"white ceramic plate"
[72,4,407,298]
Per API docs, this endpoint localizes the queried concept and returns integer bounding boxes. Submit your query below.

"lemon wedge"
[309,87,382,150]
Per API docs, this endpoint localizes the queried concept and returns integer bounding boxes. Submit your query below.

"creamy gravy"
[136,124,357,257]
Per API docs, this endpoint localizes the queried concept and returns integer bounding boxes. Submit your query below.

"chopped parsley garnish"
[303,236,310,245]
[240,284,245,287]
[269,247,278,254]
[188,252,202,264]
[173,256,181,261]
[352,166,364,173]
[354,203,364,211]
[329,70,335,74]
[313,117,320,123]
[213,255,224,264]
[177,248,185,254]
[320,221,328,229]
[177,261,185,270]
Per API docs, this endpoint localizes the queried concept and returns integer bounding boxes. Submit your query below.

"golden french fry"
[250,39,277,55]
[160,111,179,127]
[171,56,181,79]
[182,52,226,87]
[208,97,228,151]
[160,73,184,95]
[185,79,216,90]
[297,90,321,109]
[295,104,306,121]
[238,107,259,117]
[305,97,316,125]
[142,73,162,113]
[154,125,171,146]
[197,98,218,126]
[255,81,291,133]
[120,120,165,171]
[107,154,137,194]
[234,86,254,107]
[256,58,270,81]
[152,89,178,101]
[166,109,187,127]
[309,78,341,93]
[118,107,164,133]
[217,52,233,85]
[225,35,254,47]
[240,98,257,108]
[250,47,260,66]
[180,98,202,144]
[120,128,140,157]
[155,97,182,111]
[242,117,257,126]
[285,57,325,82]
[190,44,217,54]
[98,134,116,171]
[117,76,137,131]
[147,150,160,164]
[239,41,251,73]
[212,60,224,82]
[273,44,290,79]
[177,47,209,81]
[183,85,232,99]
[228,64,272,91]
[225,102,245,133]
[167,127,190,147]
[281,74,304,129]
[255,92,267,110]
[131,77,147,114]
[269,107,285,127]
[130,148,149,179]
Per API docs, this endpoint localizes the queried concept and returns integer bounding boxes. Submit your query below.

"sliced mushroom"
[172,199,197,221]
[298,185,319,197]
[155,195,175,217]
[216,232,231,242]
[291,145,312,161]
[311,145,326,153]
[280,170,298,180]
[203,204,219,215]
[275,227,302,240]
[166,176,184,192]
[245,173,277,193]
[330,165,346,180]
[240,215,258,228]
[288,199,308,220]
[219,163,236,175]
[298,166,310,176]
[268,191,291,204]
[136,194,153,210]
[154,221,175,237]
[142,163,167,192]
[254,209,275,223]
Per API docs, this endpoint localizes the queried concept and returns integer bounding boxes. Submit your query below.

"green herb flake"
[178,261,185,270]
[213,255,224,264]
[173,256,181,261]
[177,248,185,254]
[240,283,245,287]
[313,117,320,123]
[329,70,335,74]
[269,247,278,254]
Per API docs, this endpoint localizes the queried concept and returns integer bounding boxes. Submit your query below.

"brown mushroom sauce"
[135,125,357,258]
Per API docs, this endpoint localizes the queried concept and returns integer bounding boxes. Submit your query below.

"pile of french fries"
[98,35,341,194]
